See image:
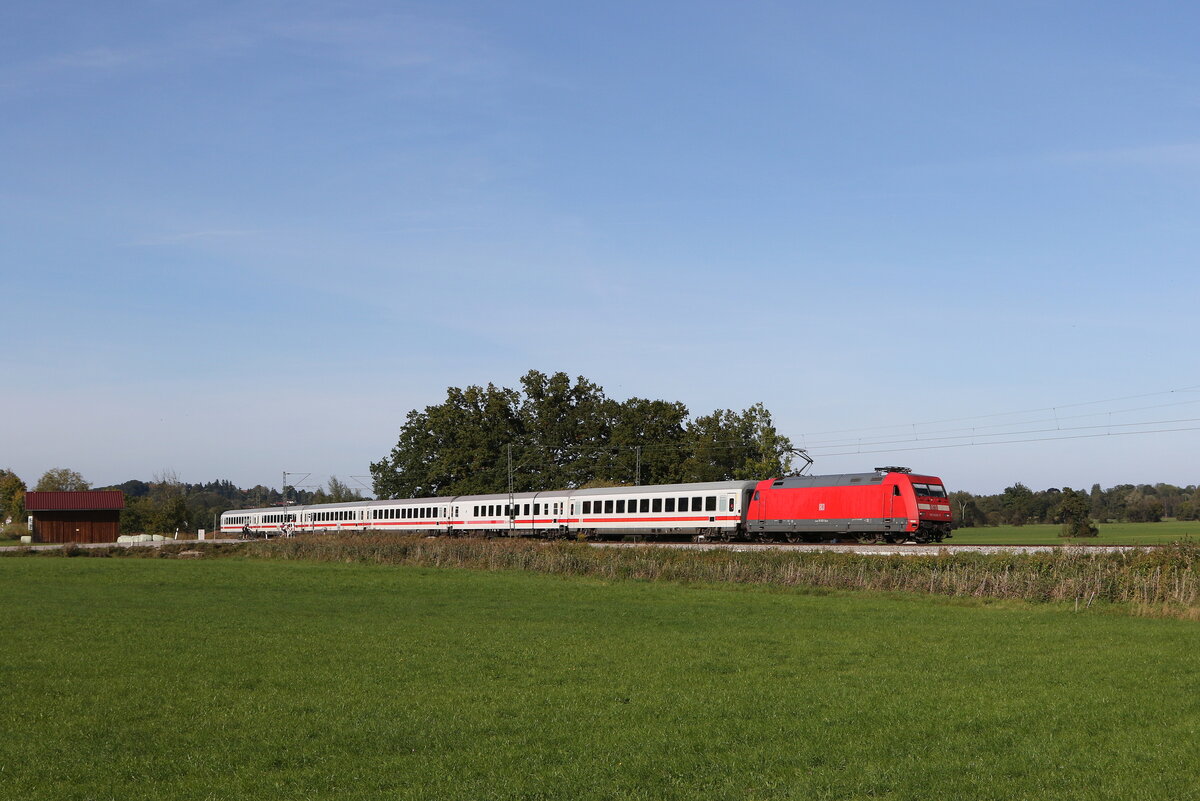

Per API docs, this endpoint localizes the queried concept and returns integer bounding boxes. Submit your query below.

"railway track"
[590,541,1151,555]
[2,539,1151,557]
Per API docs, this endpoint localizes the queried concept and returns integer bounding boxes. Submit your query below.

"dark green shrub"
[1060,519,1099,538]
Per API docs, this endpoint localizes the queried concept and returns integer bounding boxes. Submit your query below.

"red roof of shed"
[25,491,125,511]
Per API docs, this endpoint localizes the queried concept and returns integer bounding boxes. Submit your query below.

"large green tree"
[681,403,795,482]
[35,468,91,492]
[370,371,796,499]
[606,397,691,486]
[0,469,27,524]
[1054,487,1098,537]
[517,371,612,489]
[1000,482,1036,525]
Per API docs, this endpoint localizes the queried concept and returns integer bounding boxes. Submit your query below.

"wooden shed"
[26,491,125,544]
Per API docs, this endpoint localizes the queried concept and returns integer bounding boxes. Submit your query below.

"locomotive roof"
[768,472,890,489]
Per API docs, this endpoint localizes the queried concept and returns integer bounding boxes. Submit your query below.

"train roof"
[457,481,755,502]
[567,480,756,497]
[222,480,759,516]
[767,472,889,489]
[763,471,942,489]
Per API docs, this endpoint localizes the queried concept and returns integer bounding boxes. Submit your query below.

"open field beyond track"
[949,519,1200,545]
[3,557,1200,800]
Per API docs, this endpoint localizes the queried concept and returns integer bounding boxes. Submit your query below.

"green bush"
[1060,519,1100,538]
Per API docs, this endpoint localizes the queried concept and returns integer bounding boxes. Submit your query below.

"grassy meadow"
[949,519,1200,545]
[3,556,1200,800]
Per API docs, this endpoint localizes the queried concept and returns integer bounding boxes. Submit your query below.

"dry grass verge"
[10,534,1200,618]
[239,534,1200,618]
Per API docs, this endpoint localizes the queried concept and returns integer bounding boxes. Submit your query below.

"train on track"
[221,467,953,543]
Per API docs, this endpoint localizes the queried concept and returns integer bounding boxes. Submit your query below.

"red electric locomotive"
[745,467,952,543]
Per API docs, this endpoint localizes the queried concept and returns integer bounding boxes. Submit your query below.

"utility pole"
[635,446,641,486]
[507,444,515,523]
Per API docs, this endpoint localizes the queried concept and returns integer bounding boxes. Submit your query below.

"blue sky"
[3,0,1198,495]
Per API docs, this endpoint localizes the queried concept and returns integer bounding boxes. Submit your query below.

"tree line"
[0,467,362,538]
[950,482,1200,529]
[369,370,796,499]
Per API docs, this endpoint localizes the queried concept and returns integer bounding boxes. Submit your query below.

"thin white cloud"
[267,11,500,72]
[44,46,140,71]
[2,6,510,95]
[132,229,265,246]
[0,45,145,92]
[1054,142,1200,168]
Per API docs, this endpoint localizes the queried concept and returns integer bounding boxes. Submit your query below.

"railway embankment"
[6,534,1200,619]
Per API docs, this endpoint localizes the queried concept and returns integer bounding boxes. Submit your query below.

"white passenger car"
[220,481,759,541]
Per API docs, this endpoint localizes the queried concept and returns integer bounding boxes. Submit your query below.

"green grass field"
[950,519,1200,545]
[2,558,1199,800]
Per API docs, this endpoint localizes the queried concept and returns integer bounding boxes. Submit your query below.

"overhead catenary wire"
[796,384,1200,441]
[808,423,1200,457]
[798,396,1200,448]
[803,416,1200,453]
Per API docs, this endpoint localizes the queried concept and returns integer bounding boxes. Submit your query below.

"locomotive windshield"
[913,483,947,498]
